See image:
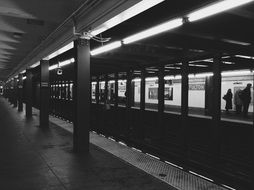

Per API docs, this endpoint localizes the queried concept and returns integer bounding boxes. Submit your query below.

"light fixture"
[222,39,251,46]
[91,0,165,36]
[123,18,183,44]
[187,0,254,22]
[164,76,174,80]
[90,41,122,56]
[189,64,208,67]
[195,73,213,78]
[132,78,141,82]
[30,61,40,68]
[46,42,74,60]
[235,55,254,59]
[49,58,75,71]
[22,76,27,80]
[145,77,158,81]
[222,70,252,76]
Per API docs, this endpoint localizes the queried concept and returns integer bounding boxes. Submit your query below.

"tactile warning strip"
[47,114,229,190]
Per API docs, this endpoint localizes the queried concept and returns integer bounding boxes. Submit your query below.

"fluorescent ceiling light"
[91,0,165,36]
[164,76,174,80]
[22,76,27,80]
[46,42,74,60]
[49,64,58,71]
[49,58,75,71]
[108,80,115,84]
[20,70,26,74]
[145,77,158,81]
[222,70,252,76]
[195,73,213,78]
[235,54,254,59]
[90,41,122,56]
[222,39,251,46]
[30,61,40,68]
[189,64,208,67]
[118,80,126,83]
[188,0,254,22]
[123,18,183,44]
[223,61,235,64]
[132,78,141,82]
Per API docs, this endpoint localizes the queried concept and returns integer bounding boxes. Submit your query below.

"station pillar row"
[73,38,90,153]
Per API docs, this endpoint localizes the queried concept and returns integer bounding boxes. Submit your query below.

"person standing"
[234,89,242,114]
[240,83,252,118]
[223,89,233,113]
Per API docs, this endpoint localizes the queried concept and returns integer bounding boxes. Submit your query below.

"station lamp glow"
[123,18,183,44]
[145,77,158,81]
[90,41,122,56]
[221,70,252,76]
[91,0,165,36]
[46,42,74,60]
[187,0,254,22]
[49,58,75,71]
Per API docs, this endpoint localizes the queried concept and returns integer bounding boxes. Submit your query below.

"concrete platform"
[0,97,175,190]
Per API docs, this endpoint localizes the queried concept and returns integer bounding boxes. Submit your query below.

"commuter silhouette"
[239,83,252,118]
[234,89,242,114]
[223,89,232,113]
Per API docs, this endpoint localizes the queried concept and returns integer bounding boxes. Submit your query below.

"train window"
[69,82,73,100]
[145,77,158,111]
[99,81,105,103]
[164,75,181,114]
[132,78,141,108]
[108,81,115,105]
[188,73,211,118]
[91,82,96,103]
[118,80,127,107]
[221,70,253,124]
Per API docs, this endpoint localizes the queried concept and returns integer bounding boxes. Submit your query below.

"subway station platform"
[0,96,230,190]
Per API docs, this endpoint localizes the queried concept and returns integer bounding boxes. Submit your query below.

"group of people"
[223,83,252,118]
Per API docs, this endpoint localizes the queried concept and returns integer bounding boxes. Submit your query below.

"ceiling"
[0,0,88,81]
[1,0,254,81]
[90,0,254,77]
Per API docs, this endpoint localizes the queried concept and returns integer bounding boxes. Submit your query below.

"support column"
[114,72,118,108]
[126,70,133,138]
[140,68,146,139]
[73,39,90,153]
[95,76,99,104]
[181,58,189,162]
[158,65,165,140]
[211,54,222,165]
[18,74,23,111]
[40,59,49,128]
[104,75,108,104]
[13,78,18,107]
[25,69,33,118]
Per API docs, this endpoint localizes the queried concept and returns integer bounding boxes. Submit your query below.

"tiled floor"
[0,98,175,190]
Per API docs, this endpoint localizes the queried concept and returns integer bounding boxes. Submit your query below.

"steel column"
[211,54,222,164]
[25,69,33,118]
[40,60,49,128]
[181,58,189,162]
[73,39,90,153]
[114,72,118,108]
[158,65,165,140]
[18,74,23,111]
